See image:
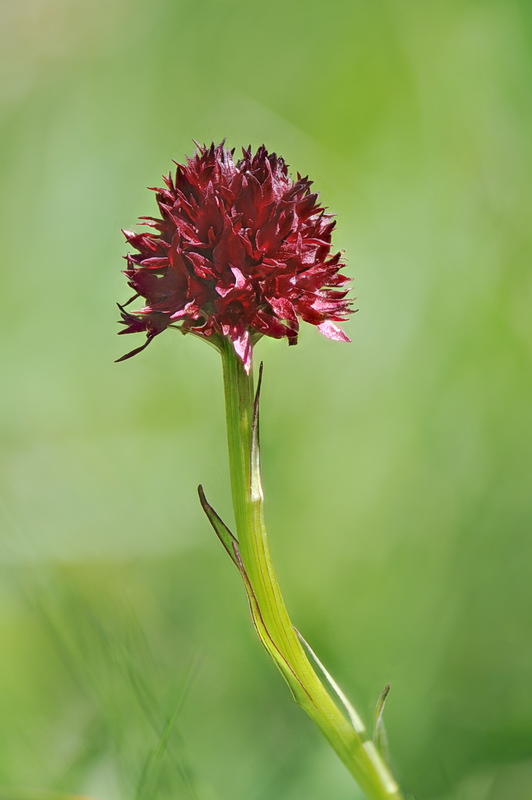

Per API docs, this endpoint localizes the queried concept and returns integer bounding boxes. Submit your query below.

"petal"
[317,320,351,342]
[233,326,252,373]
[221,321,252,373]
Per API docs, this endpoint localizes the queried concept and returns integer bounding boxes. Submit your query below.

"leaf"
[250,362,264,503]
[230,542,313,708]
[374,683,391,763]
[197,485,239,567]
[295,629,368,738]
[197,484,313,708]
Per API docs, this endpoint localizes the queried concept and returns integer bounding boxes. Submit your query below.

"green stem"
[220,339,404,800]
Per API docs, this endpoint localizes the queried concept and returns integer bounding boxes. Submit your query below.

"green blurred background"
[1,0,531,798]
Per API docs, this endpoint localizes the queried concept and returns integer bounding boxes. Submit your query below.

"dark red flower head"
[118,142,353,371]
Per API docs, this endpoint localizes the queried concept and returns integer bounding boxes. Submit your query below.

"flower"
[118,142,353,370]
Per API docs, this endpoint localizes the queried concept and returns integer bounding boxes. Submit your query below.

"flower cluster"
[118,142,353,370]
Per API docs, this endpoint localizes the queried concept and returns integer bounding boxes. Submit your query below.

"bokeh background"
[1,1,531,798]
